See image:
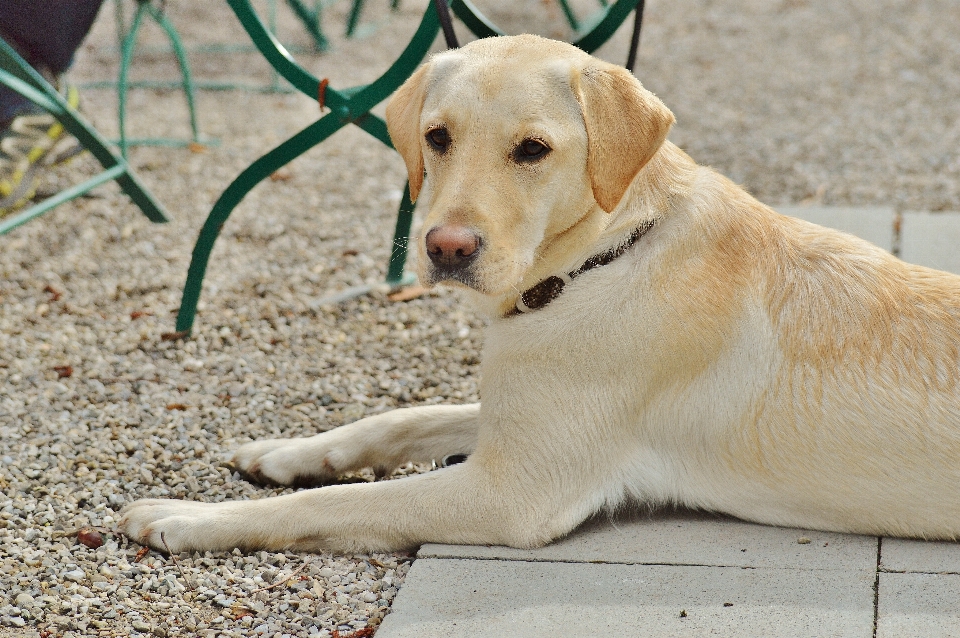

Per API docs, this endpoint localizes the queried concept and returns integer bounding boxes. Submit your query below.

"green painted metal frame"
[284,0,330,51]
[110,0,325,156]
[106,0,392,154]
[0,37,169,235]
[346,0,402,38]
[449,0,639,51]
[172,0,438,334]
[117,0,202,157]
[174,0,642,334]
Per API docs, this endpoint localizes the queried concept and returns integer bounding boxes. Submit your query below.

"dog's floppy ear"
[386,64,431,202]
[575,65,675,212]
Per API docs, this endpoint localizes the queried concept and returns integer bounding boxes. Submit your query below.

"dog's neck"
[487,141,699,318]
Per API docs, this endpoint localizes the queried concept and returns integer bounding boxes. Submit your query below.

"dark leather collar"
[505,219,655,317]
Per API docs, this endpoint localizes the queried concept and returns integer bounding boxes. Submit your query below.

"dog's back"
[654,164,960,539]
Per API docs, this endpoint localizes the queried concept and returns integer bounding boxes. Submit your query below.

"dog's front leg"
[231,404,480,486]
[119,457,557,554]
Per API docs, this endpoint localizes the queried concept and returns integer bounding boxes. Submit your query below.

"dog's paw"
[119,499,236,553]
[232,438,338,487]
[231,439,301,484]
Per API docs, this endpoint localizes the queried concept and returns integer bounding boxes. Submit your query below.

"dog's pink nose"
[425,226,481,269]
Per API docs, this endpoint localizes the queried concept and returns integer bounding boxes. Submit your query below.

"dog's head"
[386,34,674,298]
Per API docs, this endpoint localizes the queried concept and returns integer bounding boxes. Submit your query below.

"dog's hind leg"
[231,404,480,486]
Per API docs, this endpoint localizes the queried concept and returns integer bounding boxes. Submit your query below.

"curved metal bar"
[0,69,57,112]
[0,39,169,226]
[348,5,441,116]
[285,0,328,51]
[449,0,638,53]
[450,0,503,39]
[346,0,366,38]
[177,0,643,333]
[0,165,126,235]
[117,3,147,158]
[386,182,415,284]
[625,0,645,72]
[573,0,639,53]
[175,112,346,333]
[225,0,335,103]
[148,2,201,144]
[434,0,459,48]
[556,0,581,31]
[352,113,393,149]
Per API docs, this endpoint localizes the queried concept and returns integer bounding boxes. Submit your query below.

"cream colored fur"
[119,35,960,554]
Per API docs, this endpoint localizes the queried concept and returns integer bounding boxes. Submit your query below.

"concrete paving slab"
[899,210,960,274]
[378,558,876,638]
[876,572,960,638]
[880,538,960,574]
[420,509,879,572]
[776,205,895,251]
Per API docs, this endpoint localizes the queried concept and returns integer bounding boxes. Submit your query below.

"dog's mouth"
[423,263,485,292]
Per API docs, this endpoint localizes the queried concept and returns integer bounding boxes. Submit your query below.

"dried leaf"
[44,284,63,302]
[230,603,255,619]
[77,528,104,549]
[388,285,429,302]
[53,365,73,378]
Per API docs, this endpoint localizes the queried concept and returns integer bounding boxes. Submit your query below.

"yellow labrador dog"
[120,35,960,553]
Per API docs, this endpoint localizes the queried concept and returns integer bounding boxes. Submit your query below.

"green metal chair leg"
[554,0,616,33]
[573,0,641,53]
[449,0,502,38]
[175,113,347,333]
[174,0,644,334]
[173,0,444,334]
[118,0,202,157]
[346,0,366,37]
[117,0,143,157]
[386,182,415,285]
[0,38,169,233]
[347,0,405,39]
[556,0,581,31]
[448,0,641,53]
[284,0,328,52]
[150,3,200,144]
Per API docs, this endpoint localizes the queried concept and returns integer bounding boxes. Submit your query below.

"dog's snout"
[425,226,481,269]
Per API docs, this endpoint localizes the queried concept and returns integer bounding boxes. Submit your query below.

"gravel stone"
[2,0,958,636]
[14,594,34,607]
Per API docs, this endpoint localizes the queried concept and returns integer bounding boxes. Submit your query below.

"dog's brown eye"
[426,127,450,153]
[514,138,550,162]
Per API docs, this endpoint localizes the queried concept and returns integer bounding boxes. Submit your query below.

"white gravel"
[1,0,958,636]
